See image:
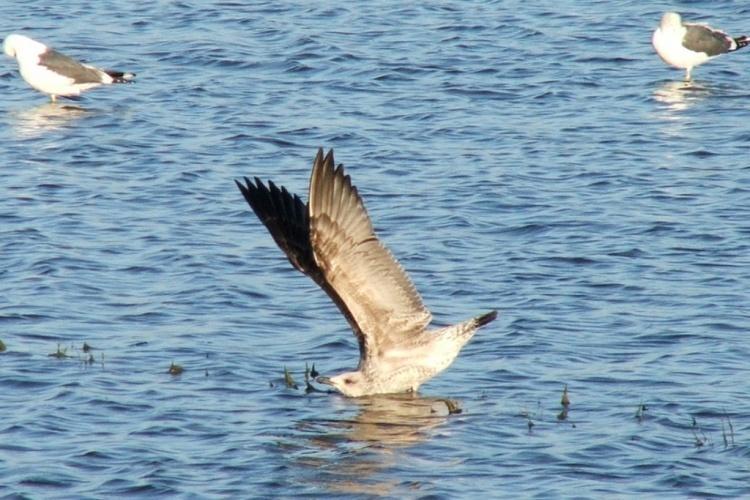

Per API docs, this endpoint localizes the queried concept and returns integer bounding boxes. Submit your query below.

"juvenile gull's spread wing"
[236,149,431,363]
[236,154,369,358]
[308,149,432,357]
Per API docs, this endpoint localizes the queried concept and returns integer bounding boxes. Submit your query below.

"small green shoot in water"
[691,417,708,447]
[49,344,70,359]
[561,384,570,407]
[558,385,570,421]
[283,366,298,389]
[635,402,647,423]
[304,363,314,392]
[721,411,735,448]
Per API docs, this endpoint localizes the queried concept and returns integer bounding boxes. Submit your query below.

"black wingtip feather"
[235,173,316,276]
[105,70,136,83]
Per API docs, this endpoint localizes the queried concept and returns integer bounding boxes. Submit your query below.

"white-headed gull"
[652,12,750,81]
[4,34,135,101]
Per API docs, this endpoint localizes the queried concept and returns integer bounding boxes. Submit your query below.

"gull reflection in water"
[12,102,88,137]
[653,80,710,114]
[295,393,461,496]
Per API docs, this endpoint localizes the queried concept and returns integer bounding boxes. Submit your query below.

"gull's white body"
[652,14,710,73]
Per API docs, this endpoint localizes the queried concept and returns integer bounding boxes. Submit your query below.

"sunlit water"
[2,1,750,497]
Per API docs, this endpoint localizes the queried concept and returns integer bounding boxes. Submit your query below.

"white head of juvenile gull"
[235,149,497,398]
[3,34,135,102]
[652,12,750,81]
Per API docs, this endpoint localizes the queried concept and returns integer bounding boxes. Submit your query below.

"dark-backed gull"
[3,34,135,101]
[235,149,497,397]
[652,12,750,81]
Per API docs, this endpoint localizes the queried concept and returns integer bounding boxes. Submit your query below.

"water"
[2,1,750,497]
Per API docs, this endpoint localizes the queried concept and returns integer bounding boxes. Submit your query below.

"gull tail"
[474,310,498,328]
[105,70,136,83]
[732,36,750,51]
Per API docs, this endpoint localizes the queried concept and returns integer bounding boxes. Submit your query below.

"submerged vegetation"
[48,344,71,359]
[283,366,298,389]
[46,342,104,367]
[168,362,184,376]
[21,348,747,450]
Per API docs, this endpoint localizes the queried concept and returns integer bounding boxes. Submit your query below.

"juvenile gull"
[652,12,750,81]
[236,149,497,397]
[3,34,135,102]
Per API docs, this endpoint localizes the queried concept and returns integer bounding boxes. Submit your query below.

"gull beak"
[316,376,333,386]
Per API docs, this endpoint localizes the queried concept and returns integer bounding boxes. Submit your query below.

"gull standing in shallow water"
[652,12,750,81]
[3,34,135,102]
[236,149,497,397]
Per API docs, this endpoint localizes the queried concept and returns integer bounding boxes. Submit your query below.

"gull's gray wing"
[38,48,104,84]
[308,148,432,361]
[682,23,733,56]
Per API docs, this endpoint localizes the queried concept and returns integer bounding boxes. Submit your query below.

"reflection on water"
[11,103,88,137]
[292,394,459,496]
[653,80,710,114]
[315,393,456,446]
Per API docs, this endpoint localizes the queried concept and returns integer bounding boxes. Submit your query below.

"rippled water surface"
[2,1,750,497]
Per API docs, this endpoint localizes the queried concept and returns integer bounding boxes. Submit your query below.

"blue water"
[2,1,750,497]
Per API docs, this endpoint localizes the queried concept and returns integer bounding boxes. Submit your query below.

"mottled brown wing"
[235,170,369,359]
[308,148,432,360]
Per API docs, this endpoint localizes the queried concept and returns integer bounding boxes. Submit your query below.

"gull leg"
[50,94,57,103]
[684,68,692,81]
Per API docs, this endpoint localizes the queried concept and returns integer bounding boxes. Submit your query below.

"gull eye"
[344,378,353,385]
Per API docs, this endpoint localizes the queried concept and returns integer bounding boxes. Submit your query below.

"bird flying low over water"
[3,34,135,101]
[652,12,750,81]
[235,149,497,397]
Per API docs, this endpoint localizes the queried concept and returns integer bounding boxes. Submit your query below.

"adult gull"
[235,149,497,397]
[652,12,750,81]
[3,34,135,101]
